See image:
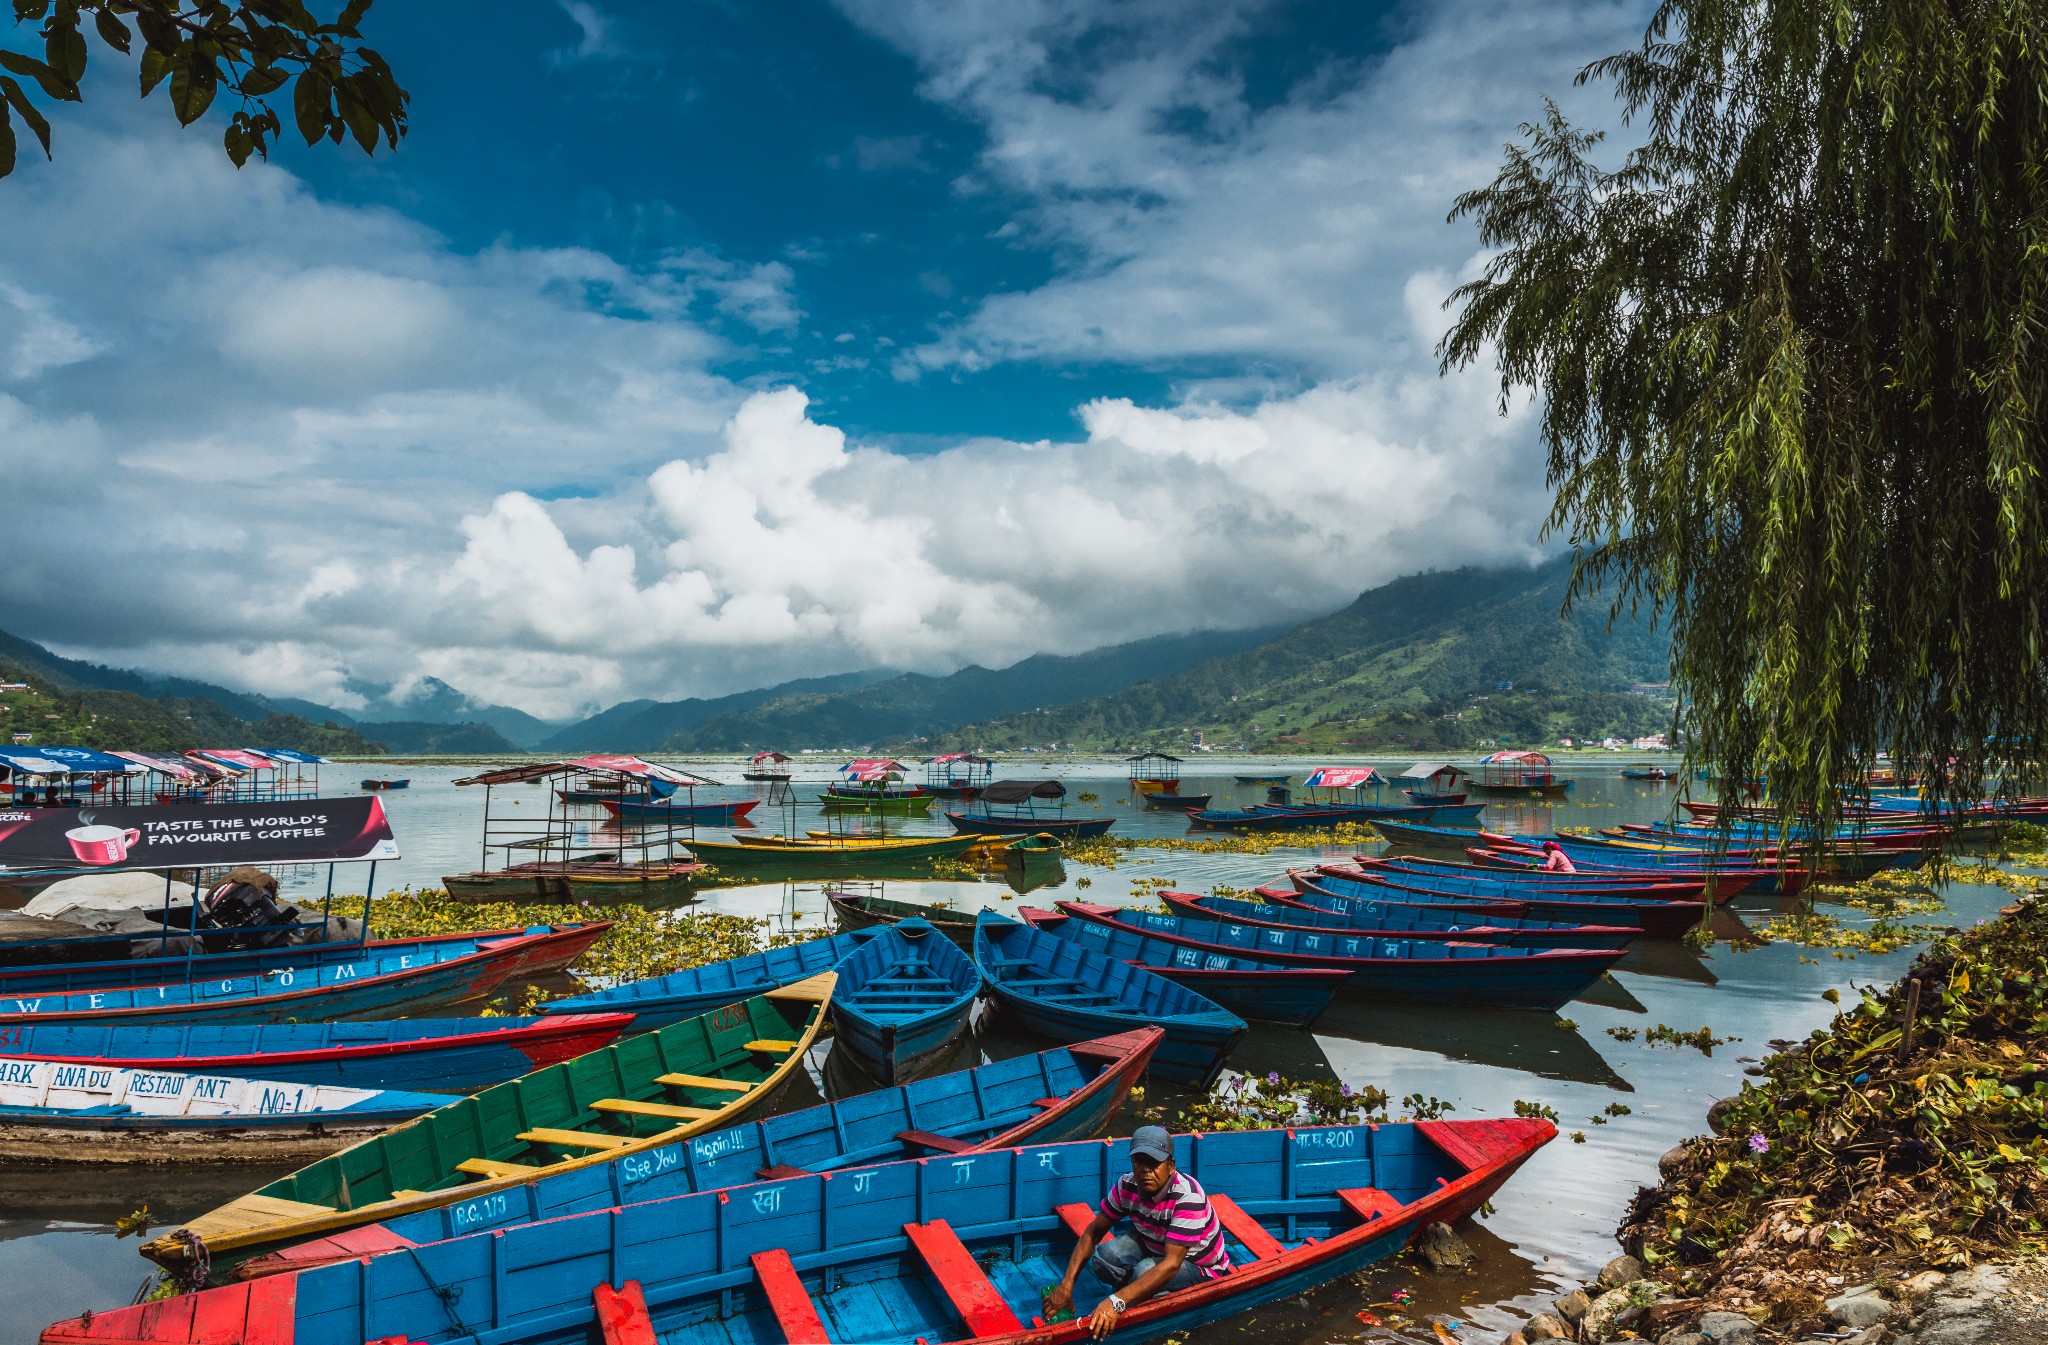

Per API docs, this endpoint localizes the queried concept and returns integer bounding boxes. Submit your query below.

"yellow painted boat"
[143,974,834,1275]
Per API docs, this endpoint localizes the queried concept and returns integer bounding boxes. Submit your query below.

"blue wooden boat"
[1370,817,1497,848]
[1264,801,1486,824]
[538,927,882,1030]
[1187,803,1371,831]
[0,1057,445,1163]
[1139,790,1211,810]
[1400,789,1466,806]
[1017,906,1346,1027]
[975,910,1244,1089]
[1233,773,1290,784]
[0,923,609,996]
[52,1119,1557,1345]
[229,1030,1162,1280]
[947,809,1116,839]
[359,778,410,790]
[1301,867,1706,940]
[1057,902,1625,1012]
[0,1014,636,1093]
[1169,890,1639,951]
[0,932,555,1028]
[830,917,982,1085]
[601,797,760,825]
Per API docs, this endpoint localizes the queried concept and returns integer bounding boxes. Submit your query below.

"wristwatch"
[1109,1296,1127,1313]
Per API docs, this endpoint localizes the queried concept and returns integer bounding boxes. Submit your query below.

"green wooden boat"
[820,786,935,816]
[825,887,980,948]
[688,833,981,880]
[144,974,834,1276]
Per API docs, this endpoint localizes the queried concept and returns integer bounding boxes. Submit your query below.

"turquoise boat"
[829,918,982,1085]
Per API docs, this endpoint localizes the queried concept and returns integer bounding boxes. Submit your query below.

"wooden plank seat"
[752,1248,829,1344]
[1337,1187,1404,1223]
[456,1158,542,1179]
[755,1163,811,1181]
[655,1072,755,1092]
[1208,1194,1285,1261]
[1055,1203,1097,1239]
[592,1098,721,1121]
[895,1128,976,1154]
[593,1280,659,1345]
[903,1218,1026,1335]
[746,1039,800,1053]
[519,1127,634,1152]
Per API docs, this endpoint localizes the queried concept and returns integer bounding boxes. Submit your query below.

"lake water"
[0,756,2006,1344]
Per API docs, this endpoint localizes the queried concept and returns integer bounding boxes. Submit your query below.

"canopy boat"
[949,779,1116,839]
[1019,906,1346,1028]
[1057,902,1624,1012]
[975,910,1244,1089]
[539,928,878,1030]
[600,797,760,826]
[827,886,982,948]
[830,918,983,1085]
[1303,867,1707,938]
[1468,750,1574,798]
[0,924,609,1028]
[825,760,933,814]
[1397,761,1469,806]
[0,1058,446,1164]
[687,832,983,880]
[1169,890,1638,951]
[61,1120,1557,1345]
[143,978,836,1278]
[1127,750,1183,795]
[358,779,409,791]
[922,753,994,798]
[557,776,677,805]
[222,1030,1162,1281]
[741,751,794,782]
[0,1014,635,1093]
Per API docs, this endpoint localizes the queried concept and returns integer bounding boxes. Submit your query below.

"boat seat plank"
[593,1280,659,1345]
[1055,1203,1098,1239]
[1209,1194,1285,1261]
[654,1072,755,1092]
[1337,1187,1404,1223]
[746,1039,800,1053]
[593,1098,720,1120]
[903,1218,1026,1336]
[456,1158,544,1179]
[519,1127,633,1151]
[895,1128,976,1154]
[755,1163,812,1181]
[752,1248,830,1344]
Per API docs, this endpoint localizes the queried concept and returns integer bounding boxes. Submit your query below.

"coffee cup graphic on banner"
[66,824,141,865]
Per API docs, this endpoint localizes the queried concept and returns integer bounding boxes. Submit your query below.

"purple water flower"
[1340,1083,1353,1097]
[1748,1133,1770,1154]
[1266,1071,1281,1086]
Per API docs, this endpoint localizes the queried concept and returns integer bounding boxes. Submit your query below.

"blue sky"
[0,0,1649,718]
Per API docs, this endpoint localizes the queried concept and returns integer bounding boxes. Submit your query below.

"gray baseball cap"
[1129,1126,1174,1163]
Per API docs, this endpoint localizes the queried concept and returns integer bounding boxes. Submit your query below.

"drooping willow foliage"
[1441,0,2048,840]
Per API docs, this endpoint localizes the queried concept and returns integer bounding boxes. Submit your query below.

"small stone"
[1896,1270,1948,1298]
[1657,1335,1709,1345]
[1706,1097,1735,1134]
[1644,1298,1703,1327]
[1523,1313,1571,1341]
[1826,1293,1892,1329]
[1415,1220,1474,1271]
[1553,1288,1592,1322]
[1658,1145,1691,1180]
[1598,1254,1645,1289]
[1584,1284,1669,1338]
[1696,1311,1759,1342]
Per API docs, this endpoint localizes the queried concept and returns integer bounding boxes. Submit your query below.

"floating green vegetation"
[1754,907,1927,957]
[1062,823,1381,870]
[1606,1024,1737,1054]
[1514,1099,1560,1121]
[1624,900,2048,1292]
[1169,1073,1460,1132]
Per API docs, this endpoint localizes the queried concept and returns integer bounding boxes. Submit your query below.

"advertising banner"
[0,796,400,875]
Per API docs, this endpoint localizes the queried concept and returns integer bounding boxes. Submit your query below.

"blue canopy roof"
[0,744,145,776]
[256,748,326,764]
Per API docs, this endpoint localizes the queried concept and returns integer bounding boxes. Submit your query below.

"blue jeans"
[1086,1233,1207,1295]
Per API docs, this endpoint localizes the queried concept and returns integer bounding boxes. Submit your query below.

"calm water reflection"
[0,757,2001,1343]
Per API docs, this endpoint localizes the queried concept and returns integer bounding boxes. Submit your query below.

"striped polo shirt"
[1099,1169,1231,1279]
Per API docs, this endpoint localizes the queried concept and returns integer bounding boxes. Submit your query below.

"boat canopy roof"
[1125,751,1182,764]
[1399,761,1467,780]
[840,758,908,775]
[256,747,326,764]
[453,755,720,787]
[924,753,990,765]
[110,749,214,779]
[1303,767,1383,789]
[747,751,793,764]
[1479,750,1552,767]
[981,779,1066,804]
[843,767,903,782]
[0,744,145,777]
[191,748,275,772]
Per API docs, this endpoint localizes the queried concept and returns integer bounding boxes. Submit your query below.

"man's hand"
[1088,1297,1123,1339]
[1043,1282,1074,1318]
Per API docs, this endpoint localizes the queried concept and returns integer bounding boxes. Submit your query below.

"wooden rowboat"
[830,918,982,1085]
[975,910,1244,1089]
[1170,890,1639,951]
[442,859,707,903]
[57,1119,1556,1345]
[947,810,1116,839]
[0,1058,446,1164]
[222,1030,1161,1282]
[0,925,611,1029]
[600,797,761,826]
[826,887,981,947]
[0,1014,635,1093]
[687,833,983,879]
[1018,905,1346,1028]
[537,927,879,1029]
[142,976,835,1277]
[1056,901,1625,1012]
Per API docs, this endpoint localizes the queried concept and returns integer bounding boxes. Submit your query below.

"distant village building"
[1630,682,1672,696]
[1632,733,1669,750]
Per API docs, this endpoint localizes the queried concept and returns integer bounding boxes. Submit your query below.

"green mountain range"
[539,670,897,752]
[655,626,1292,752]
[935,559,1674,753]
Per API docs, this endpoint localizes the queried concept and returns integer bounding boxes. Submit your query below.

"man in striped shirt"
[1044,1126,1230,1337]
